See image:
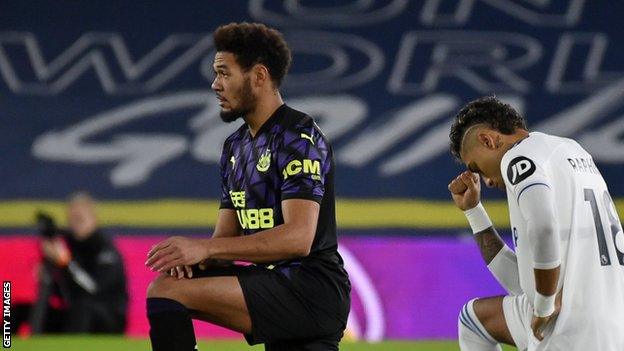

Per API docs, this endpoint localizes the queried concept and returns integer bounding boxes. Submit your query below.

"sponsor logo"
[507,156,536,185]
[300,133,315,145]
[228,190,245,209]
[236,208,274,230]
[283,159,321,180]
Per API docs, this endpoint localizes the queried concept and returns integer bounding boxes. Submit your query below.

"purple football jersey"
[219,104,343,269]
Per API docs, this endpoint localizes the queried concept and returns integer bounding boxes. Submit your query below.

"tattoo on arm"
[475,226,505,264]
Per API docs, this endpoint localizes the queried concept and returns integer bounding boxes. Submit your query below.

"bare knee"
[147,274,180,300]
[458,298,488,330]
[472,297,500,327]
[472,296,515,345]
[458,298,499,346]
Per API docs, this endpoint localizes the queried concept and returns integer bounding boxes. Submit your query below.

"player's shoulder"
[278,105,328,145]
[280,105,316,131]
[223,123,247,147]
[502,132,568,165]
[501,132,566,187]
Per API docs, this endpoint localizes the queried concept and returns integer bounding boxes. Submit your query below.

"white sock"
[458,299,502,351]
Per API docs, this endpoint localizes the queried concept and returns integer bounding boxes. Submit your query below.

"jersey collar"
[248,104,287,139]
[510,132,532,149]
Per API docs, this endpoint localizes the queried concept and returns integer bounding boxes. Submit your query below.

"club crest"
[256,149,271,172]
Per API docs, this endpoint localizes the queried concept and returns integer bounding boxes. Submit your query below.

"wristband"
[533,292,556,317]
[463,202,493,234]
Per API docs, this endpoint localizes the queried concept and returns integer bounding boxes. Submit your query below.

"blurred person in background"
[30,192,128,334]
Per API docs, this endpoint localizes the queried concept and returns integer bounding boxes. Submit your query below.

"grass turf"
[11,336,517,350]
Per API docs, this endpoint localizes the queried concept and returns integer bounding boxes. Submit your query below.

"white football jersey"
[501,132,624,350]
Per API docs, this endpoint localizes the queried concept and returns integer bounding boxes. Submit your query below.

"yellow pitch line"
[0,199,622,229]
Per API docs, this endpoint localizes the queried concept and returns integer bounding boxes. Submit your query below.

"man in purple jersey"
[144,22,350,351]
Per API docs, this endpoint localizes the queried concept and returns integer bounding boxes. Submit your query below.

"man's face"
[211,52,257,123]
[67,200,98,240]
[460,133,507,190]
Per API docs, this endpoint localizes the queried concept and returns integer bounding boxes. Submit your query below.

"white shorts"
[502,294,556,351]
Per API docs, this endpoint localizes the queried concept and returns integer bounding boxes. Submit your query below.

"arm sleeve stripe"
[516,182,550,204]
[281,192,323,204]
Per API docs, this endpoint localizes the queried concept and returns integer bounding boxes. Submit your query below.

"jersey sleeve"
[277,123,330,204]
[219,141,234,209]
[517,184,561,269]
[501,147,561,269]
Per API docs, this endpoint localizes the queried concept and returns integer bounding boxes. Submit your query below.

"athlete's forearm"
[210,209,243,239]
[474,225,523,294]
[474,226,505,264]
[533,265,560,317]
[462,201,522,292]
[211,230,241,239]
[463,203,505,264]
[534,266,560,296]
[201,223,313,263]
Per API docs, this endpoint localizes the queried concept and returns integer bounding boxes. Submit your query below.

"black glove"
[35,211,57,238]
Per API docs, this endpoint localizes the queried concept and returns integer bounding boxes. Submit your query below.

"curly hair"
[449,96,527,160]
[213,22,292,87]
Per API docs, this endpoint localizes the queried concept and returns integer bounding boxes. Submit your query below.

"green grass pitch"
[11,336,516,350]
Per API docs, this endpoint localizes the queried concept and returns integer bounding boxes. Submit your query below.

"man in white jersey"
[447,96,624,351]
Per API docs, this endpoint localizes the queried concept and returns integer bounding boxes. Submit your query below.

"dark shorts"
[192,263,350,350]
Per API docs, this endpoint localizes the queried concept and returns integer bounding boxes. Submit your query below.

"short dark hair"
[213,22,292,87]
[449,96,527,160]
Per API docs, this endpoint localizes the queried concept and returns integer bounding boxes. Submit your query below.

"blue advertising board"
[1,1,623,203]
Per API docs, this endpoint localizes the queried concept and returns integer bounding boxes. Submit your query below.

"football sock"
[147,297,197,351]
[458,299,501,351]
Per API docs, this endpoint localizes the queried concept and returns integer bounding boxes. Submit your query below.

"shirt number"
[584,188,624,266]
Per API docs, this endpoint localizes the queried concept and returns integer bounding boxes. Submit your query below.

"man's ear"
[252,64,270,87]
[477,132,496,150]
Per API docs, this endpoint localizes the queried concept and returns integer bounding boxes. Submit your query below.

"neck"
[511,129,530,143]
[503,129,531,153]
[244,90,284,137]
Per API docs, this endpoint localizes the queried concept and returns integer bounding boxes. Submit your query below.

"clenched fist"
[448,171,481,211]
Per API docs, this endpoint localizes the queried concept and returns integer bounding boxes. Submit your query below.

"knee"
[459,298,477,319]
[458,298,498,344]
[147,274,177,299]
[458,298,484,329]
